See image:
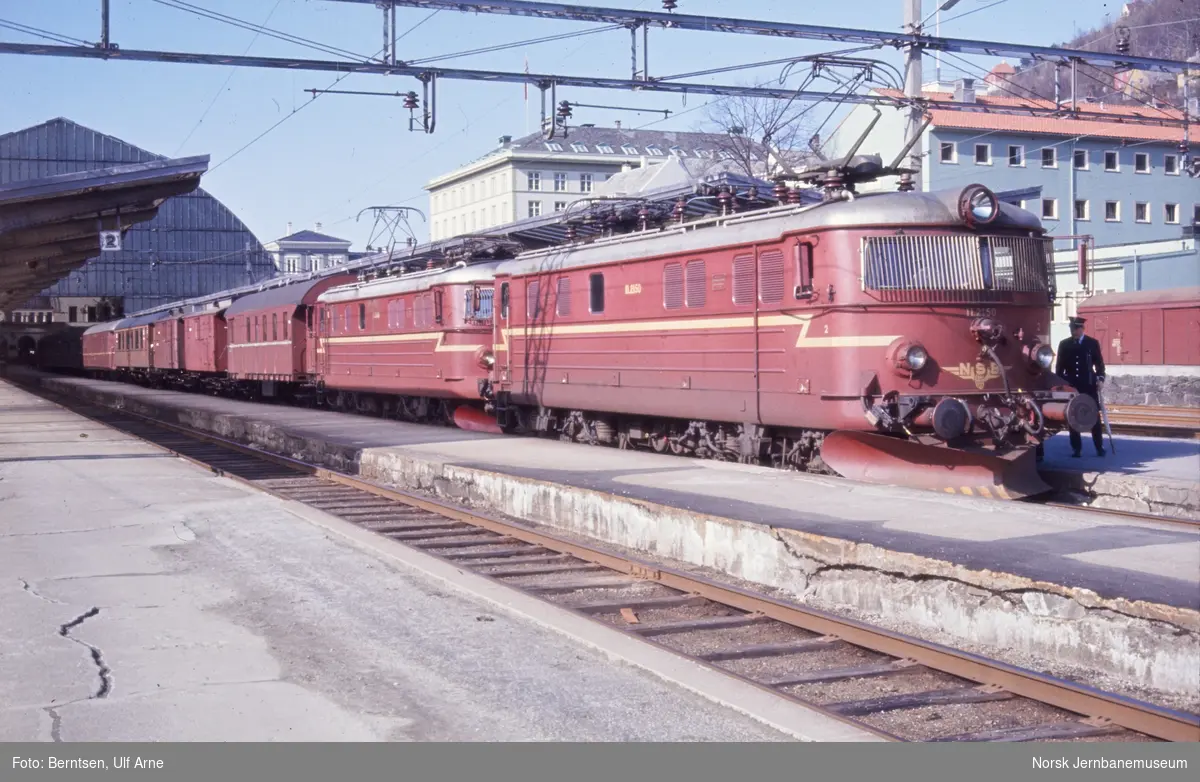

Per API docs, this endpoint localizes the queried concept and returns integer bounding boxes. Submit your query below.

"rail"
[18,378,1200,745]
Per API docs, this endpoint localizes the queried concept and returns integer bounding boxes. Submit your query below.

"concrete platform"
[13,369,1200,707]
[1039,432,1200,518]
[1,377,877,742]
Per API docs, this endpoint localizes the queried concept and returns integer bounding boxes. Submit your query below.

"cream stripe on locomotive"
[317,331,481,353]
[488,313,900,351]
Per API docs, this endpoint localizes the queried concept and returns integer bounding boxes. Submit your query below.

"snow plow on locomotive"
[482,176,1099,500]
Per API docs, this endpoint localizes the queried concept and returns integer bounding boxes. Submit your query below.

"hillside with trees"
[1007,0,1198,110]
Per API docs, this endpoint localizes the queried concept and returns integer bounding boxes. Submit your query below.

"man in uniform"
[1056,316,1107,457]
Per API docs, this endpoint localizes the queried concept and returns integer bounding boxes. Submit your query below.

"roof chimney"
[954,78,976,104]
[614,120,621,129]
[286,221,293,235]
[315,222,323,231]
[499,135,512,147]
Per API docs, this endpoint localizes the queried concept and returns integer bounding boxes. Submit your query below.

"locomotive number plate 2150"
[625,283,643,295]
[967,307,997,318]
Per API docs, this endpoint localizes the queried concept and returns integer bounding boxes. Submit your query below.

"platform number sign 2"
[99,230,121,252]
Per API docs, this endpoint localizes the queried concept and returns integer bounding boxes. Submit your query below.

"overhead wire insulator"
[403,91,419,110]
[557,100,573,120]
[662,0,678,10]
[1115,26,1130,55]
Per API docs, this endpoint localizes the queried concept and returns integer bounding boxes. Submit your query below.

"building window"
[544,142,562,151]
[1074,149,1088,170]
[646,146,664,156]
[1041,148,1057,168]
[1041,199,1058,220]
[597,144,613,154]
[621,145,638,154]
[1074,199,1090,221]
[1104,151,1119,171]
[1165,154,1179,175]
[528,201,542,218]
[491,205,497,224]
[1164,203,1179,224]
[1105,201,1120,221]
[580,173,594,193]
[670,146,687,157]
[588,273,604,314]
[527,172,541,191]
[1135,202,1149,223]
[556,277,571,317]
[974,144,991,164]
[570,143,588,153]
[1194,204,1200,225]
[87,306,96,322]
[939,142,956,163]
[696,149,714,159]
[1008,145,1024,166]
[68,306,78,322]
[554,172,567,191]
[1135,153,1150,173]
[554,201,567,212]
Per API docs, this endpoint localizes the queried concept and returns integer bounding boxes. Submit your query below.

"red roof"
[877,89,1186,143]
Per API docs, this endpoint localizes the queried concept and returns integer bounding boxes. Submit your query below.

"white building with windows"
[425,126,749,240]
[265,225,353,274]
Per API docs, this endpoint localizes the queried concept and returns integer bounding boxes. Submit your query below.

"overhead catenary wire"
[0,18,93,47]
[151,0,372,63]
[173,0,285,156]
[206,9,441,174]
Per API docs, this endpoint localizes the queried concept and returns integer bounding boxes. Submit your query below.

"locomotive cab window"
[588,273,604,314]
[795,242,814,298]
[358,303,366,331]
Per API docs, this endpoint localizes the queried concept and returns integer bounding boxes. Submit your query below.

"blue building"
[827,80,1198,250]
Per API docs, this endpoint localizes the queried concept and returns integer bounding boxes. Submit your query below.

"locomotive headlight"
[888,338,929,375]
[904,344,929,371]
[958,184,999,225]
[1026,342,1055,371]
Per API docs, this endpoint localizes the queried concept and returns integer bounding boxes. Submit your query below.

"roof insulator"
[403,91,419,111]
[662,0,678,10]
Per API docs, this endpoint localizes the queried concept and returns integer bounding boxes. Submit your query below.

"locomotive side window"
[246,318,251,343]
[759,250,785,304]
[284,316,289,340]
[358,303,366,331]
[685,260,706,308]
[556,277,571,317]
[318,308,325,335]
[663,262,684,309]
[272,313,278,341]
[588,273,604,314]
[795,242,814,297]
[500,283,510,319]
[527,281,541,318]
[344,306,351,334]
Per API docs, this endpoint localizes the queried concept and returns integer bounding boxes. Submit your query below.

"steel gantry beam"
[325,0,1197,74]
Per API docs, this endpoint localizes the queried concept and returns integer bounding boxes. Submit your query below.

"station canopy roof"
[0,154,209,312]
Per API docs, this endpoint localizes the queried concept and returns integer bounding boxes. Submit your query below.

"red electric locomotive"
[312,261,501,428]
[484,169,1098,499]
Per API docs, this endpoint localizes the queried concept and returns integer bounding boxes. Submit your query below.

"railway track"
[22,381,1200,744]
[1106,405,1200,439]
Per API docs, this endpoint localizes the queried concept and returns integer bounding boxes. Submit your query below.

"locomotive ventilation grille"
[860,234,1055,303]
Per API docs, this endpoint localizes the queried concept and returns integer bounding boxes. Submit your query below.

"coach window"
[255,317,261,342]
[283,316,289,340]
[358,303,366,331]
[795,241,815,298]
[588,273,604,314]
[245,318,251,343]
[272,313,278,341]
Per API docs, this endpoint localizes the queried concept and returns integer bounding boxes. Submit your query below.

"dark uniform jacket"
[1056,334,1106,394]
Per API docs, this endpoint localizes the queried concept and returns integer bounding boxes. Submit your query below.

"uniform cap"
[1068,316,1087,327]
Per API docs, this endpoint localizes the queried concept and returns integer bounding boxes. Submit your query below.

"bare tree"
[697,94,816,179]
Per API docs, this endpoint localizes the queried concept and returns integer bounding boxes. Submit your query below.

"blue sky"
[2,1,1127,249]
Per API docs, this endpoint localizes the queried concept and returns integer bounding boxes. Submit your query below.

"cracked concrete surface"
[0,378,797,742]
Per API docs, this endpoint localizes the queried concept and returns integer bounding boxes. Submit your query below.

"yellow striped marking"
[230,340,291,349]
[959,487,974,496]
[316,331,480,354]
[977,486,993,499]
